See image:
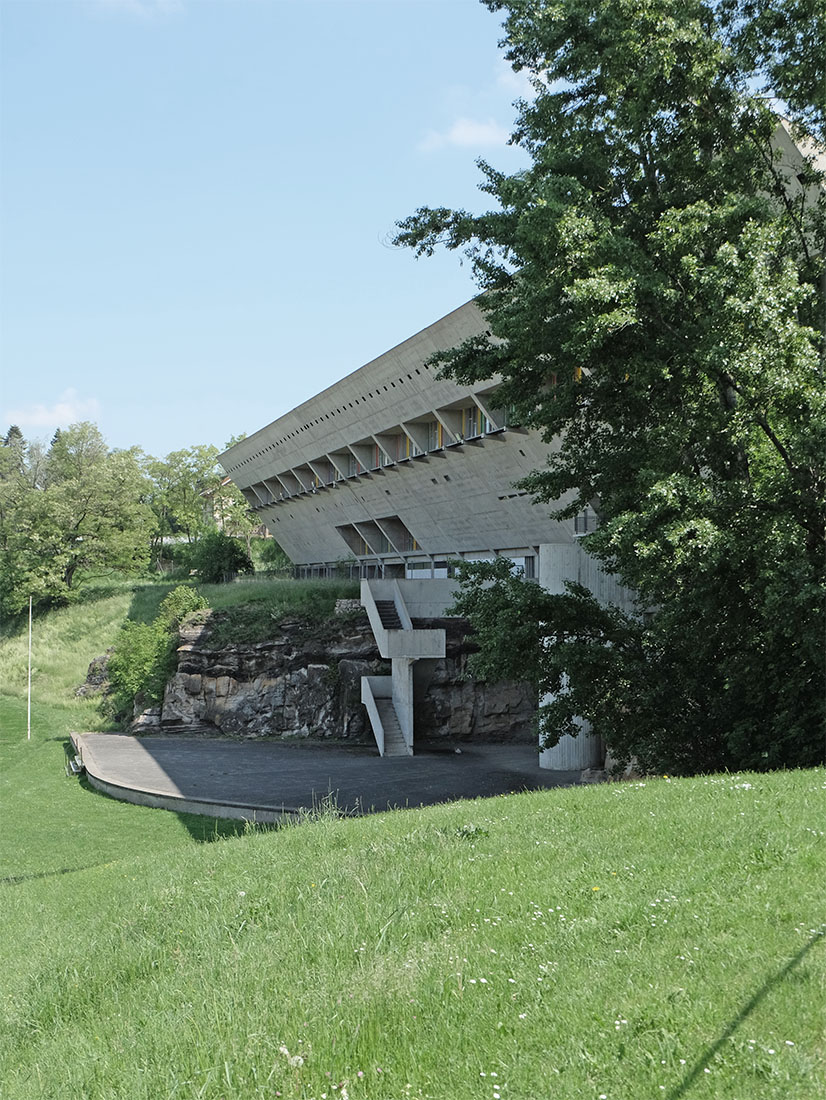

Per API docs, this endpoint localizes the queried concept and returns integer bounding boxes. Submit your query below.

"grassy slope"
[0,584,824,1099]
[0,576,360,725]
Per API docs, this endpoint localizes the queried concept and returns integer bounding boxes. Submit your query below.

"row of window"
[223,365,434,473]
[241,401,510,511]
[293,555,538,581]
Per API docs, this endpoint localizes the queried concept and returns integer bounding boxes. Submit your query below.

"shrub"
[191,531,254,584]
[108,584,210,720]
[156,584,209,631]
[254,537,292,574]
[107,621,171,715]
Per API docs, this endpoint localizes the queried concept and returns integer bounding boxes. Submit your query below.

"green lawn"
[0,585,824,1098]
[1,696,823,1099]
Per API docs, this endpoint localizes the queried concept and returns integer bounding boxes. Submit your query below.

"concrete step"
[374,600,403,630]
[375,698,409,756]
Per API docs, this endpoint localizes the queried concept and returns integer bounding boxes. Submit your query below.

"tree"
[3,424,24,454]
[190,530,254,584]
[210,434,262,552]
[396,0,825,771]
[0,423,152,616]
[145,444,221,554]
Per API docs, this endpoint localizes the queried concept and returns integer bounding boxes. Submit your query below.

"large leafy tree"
[144,440,259,561]
[396,0,825,772]
[0,423,152,615]
[144,444,222,554]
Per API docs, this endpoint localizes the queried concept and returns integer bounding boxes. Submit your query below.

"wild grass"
[0,589,135,720]
[201,577,360,644]
[1,694,824,1099]
[0,575,359,720]
[199,574,359,611]
[1,587,824,1098]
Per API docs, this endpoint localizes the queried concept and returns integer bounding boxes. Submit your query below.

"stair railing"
[361,675,390,756]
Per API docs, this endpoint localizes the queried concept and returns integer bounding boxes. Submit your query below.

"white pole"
[27,595,32,741]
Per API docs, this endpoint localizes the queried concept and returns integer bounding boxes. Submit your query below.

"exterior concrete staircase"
[375,600,403,630]
[375,698,407,756]
[361,580,453,758]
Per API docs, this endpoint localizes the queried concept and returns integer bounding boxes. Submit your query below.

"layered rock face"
[155,609,536,744]
[161,613,379,741]
[412,618,536,743]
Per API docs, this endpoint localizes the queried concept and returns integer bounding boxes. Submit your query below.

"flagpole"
[27,595,32,741]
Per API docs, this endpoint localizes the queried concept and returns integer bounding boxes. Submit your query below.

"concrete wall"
[538,542,636,613]
[394,579,460,619]
[219,299,579,568]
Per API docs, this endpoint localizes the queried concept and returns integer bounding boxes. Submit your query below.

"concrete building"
[220,119,822,767]
[220,300,572,581]
[219,298,633,767]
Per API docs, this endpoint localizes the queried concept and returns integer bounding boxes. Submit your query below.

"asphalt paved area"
[75,734,580,818]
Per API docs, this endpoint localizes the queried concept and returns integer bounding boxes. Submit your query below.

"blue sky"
[0,0,530,458]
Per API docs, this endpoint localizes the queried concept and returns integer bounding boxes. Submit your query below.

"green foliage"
[0,423,152,617]
[190,530,254,584]
[156,583,209,631]
[210,476,261,548]
[253,535,292,574]
[108,584,210,716]
[720,0,825,141]
[449,558,546,686]
[0,422,265,617]
[144,444,221,550]
[399,0,825,773]
[107,620,172,712]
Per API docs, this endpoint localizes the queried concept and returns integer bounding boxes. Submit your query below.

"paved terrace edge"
[72,733,302,824]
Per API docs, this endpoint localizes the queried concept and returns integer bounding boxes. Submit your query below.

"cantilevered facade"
[219,300,590,577]
[219,298,629,766]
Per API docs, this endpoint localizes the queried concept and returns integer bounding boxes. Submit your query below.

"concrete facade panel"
[220,299,578,570]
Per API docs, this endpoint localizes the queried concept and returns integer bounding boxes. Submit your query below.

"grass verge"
[1,582,823,1099]
[1,705,823,1100]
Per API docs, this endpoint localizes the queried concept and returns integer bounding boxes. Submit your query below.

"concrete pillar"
[536,542,634,770]
[539,718,604,769]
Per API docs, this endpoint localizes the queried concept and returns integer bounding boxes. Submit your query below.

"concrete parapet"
[361,675,391,755]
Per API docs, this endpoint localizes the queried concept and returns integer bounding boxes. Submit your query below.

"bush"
[107,621,171,715]
[191,531,254,584]
[253,537,291,574]
[156,584,208,631]
[108,584,210,719]
[157,541,195,573]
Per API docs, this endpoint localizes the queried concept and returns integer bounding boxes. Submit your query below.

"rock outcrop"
[412,618,536,743]
[153,608,536,744]
[75,651,112,697]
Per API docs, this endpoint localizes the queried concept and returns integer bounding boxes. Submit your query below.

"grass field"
[0,582,824,1099]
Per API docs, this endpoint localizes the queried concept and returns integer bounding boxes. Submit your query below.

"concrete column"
[539,717,604,769]
[537,542,633,770]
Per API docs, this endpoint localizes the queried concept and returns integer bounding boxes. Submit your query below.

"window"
[574,505,599,537]
[462,406,487,438]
